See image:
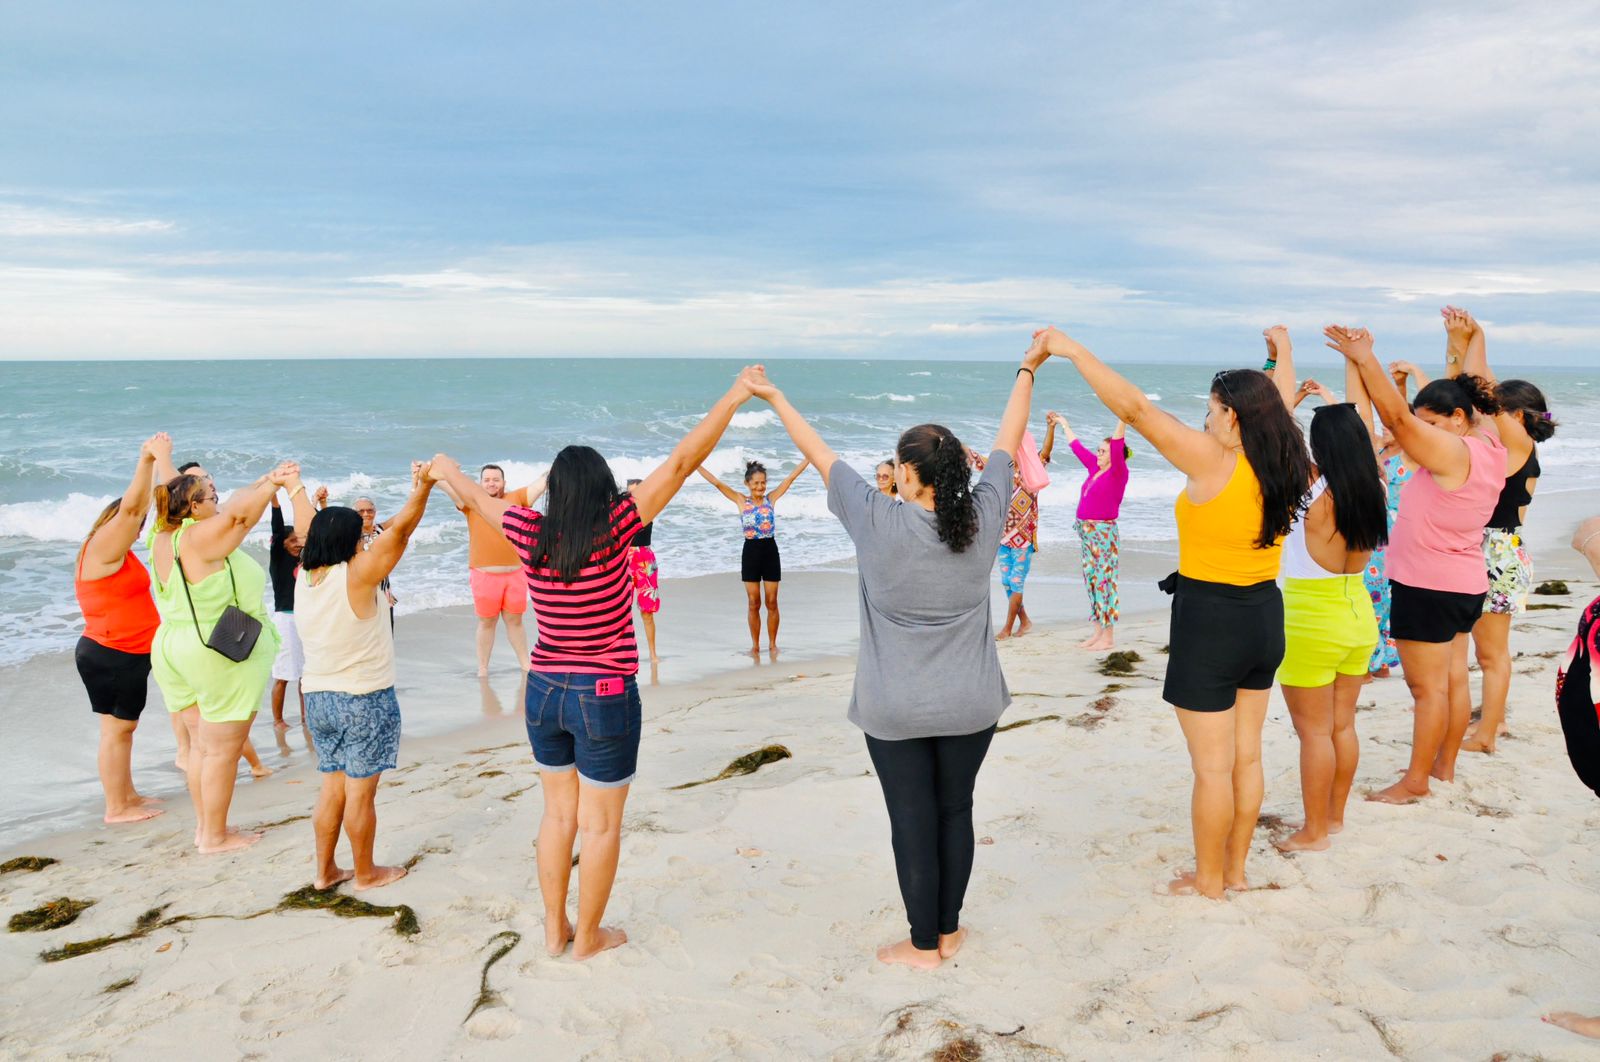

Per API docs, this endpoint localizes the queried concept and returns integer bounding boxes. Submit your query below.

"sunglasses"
[1212,369,1238,408]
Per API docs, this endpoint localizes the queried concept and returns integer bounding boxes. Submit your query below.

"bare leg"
[196,718,261,852]
[1464,612,1511,752]
[640,611,659,664]
[1015,595,1032,637]
[536,768,580,954]
[997,592,1022,640]
[744,582,762,656]
[1280,684,1335,851]
[99,716,161,823]
[764,584,780,654]
[572,781,631,960]
[346,774,405,889]
[503,612,530,673]
[171,709,191,772]
[1328,672,1364,830]
[241,727,272,778]
[271,679,289,728]
[178,707,202,834]
[1433,633,1473,782]
[1170,705,1235,899]
[1370,639,1451,803]
[1544,1013,1600,1039]
[312,772,353,888]
[1085,622,1115,651]
[1224,688,1270,888]
[475,616,496,677]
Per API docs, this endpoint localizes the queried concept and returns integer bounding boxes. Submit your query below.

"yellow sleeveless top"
[1175,455,1282,585]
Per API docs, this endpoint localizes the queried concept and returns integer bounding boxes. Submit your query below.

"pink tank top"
[1387,432,1504,594]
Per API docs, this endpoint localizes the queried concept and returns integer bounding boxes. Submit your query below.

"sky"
[2,1,1597,364]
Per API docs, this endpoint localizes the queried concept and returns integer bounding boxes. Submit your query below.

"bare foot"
[937,927,968,960]
[352,865,408,890]
[1274,829,1329,853]
[1224,876,1250,893]
[477,667,489,678]
[1372,666,1391,678]
[104,807,165,824]
[1328,820,1344,834]
[314,867,355,890]
[273,719,289,731]
[573,926,628,960]
[748,646,761,659]
[1164,871,1224,899]
[1016,619,1033,637]
[1086,635,1114,651]
[174,754,187,773]
[1544,1012,1600,1039]
[545,914,576,956]
[134,794,166,806]
[769,646,781,658]
[995,629,1012,642]
[1429,763,1455,784]
[198,830,263,854]
[1460,734,1496,754]
[250,763,275,779]
[1367,779,1427,805]
[875,938,942,969]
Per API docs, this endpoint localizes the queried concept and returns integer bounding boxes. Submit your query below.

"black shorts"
[1390,580,1486,644]
[75,636,152,722]
[741,537,782,584]
[1163,575,1284,712]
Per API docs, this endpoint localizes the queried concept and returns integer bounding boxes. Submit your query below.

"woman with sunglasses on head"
[875,460,899,498]
[1325,324,1508,803]
[1441,308,1559,754]
[1031,324,1310,898]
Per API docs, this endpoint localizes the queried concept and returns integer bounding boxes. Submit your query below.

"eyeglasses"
[355,508,376,514]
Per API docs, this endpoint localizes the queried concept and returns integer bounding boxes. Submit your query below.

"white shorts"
[272,612,304,681]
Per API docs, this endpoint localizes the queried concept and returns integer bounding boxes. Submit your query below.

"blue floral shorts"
[305,686,401,779]
[997,544,1034,596]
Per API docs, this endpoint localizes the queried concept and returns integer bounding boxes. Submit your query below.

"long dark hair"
[1309,405,1388,553]
[537,445,625,583]
[301,507,363,570]
[1212,369,1311,548]
[896,424,977,552]
[1495,379,1556,442]
[1413,374,1500,419]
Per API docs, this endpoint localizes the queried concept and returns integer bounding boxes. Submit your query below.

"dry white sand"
[4,566,1600,1058]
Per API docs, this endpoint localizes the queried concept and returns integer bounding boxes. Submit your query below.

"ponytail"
[1496,379,1557,442]
[154,474,206,532]
[897,424,978,552]
[1414,374,1500,420]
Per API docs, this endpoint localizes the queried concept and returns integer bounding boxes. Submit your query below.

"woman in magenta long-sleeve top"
[1042,411,1131,649]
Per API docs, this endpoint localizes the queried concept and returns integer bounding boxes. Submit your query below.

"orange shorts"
[470,568,528,618]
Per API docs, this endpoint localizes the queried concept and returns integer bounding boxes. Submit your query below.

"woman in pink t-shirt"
[1327,325,1510,805]
[1041,411,1131,649]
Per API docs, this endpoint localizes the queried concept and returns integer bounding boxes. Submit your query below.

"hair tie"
[1539,411,1554,421]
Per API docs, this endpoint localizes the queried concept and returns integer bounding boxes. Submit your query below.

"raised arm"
[427,455,513,532]
[1442,305,1476,380]
[993,340,1050,458]
[1346,354,1378,441]
[288,479,316,540]
[1325,326,1470,481]
[742,369,841,486]
[1035,327,1230,480]
[630,370,754,523]
[83,433,167,573]
[184,462,302,562]
[351,465,435,590]
[1039,413,1062,464]
[696,466,746,505]
[1264,325,1296,410]
[767,458,810,503]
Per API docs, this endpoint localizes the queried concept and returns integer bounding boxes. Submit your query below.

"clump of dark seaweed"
[996,714,1061,733]
[1097,651,1143,676]
[10,897,95,932]
[278,885,420,937]
[1534,580,1569,595]
[102,975,138,994]
[40,906,169,963]
[465,930,522,1023]
[1,856,58,875]
[670,745,792,790]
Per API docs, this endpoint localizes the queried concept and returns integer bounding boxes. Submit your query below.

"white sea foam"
[856,392,917,402]
[729,409,778,429]
[0,492,116,542]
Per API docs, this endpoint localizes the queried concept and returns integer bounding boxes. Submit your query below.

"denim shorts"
[305,686,401,779]
[525,671,642,788]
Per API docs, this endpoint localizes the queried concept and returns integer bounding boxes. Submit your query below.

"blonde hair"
[153,474,209,532]
[79,499,128,563]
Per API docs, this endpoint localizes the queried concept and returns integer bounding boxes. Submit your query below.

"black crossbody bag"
[175,538,263,663]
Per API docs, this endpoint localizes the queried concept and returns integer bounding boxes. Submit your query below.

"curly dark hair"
[896,424,977,552]
[1495,379,1557,442]
[1413,373,1500,419]
[1211,369,1311,549]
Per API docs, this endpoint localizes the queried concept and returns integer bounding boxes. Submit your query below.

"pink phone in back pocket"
[594,678,624,697]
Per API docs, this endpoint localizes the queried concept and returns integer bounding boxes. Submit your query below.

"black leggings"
[864,725,995,950]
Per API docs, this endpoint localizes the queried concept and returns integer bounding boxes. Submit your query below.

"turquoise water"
[2,357,1597,668]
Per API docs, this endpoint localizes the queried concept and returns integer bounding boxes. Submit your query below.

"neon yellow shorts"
[1278,576,1378,688]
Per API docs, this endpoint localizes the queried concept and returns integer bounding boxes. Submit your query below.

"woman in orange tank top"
[1032,325,1310,900]
[74,433,169,825]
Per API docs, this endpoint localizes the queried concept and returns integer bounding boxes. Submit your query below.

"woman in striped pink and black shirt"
[426,365,760,961]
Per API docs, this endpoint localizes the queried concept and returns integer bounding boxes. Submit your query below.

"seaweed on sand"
[996,715,1061,733]
[9,897,95,932]
[669,745,792,790]
[1,856,58,875]
[1096,651,1143,676]
[465,930,522,1023]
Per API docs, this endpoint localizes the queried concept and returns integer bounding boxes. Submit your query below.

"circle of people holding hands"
[74,307,1599,1000]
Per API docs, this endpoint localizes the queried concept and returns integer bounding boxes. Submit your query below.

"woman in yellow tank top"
[1031,325,1310,900]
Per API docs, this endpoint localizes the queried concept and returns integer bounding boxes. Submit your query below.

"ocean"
[2,356,1598,670]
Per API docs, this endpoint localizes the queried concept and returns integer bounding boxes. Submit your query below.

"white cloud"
[0,203,174,238]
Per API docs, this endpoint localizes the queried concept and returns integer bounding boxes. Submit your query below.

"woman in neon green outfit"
[149,460,313,853]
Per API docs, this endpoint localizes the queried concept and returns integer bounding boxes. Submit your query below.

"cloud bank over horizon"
[2,2,1597,363]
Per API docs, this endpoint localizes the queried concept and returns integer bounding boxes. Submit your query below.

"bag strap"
[172,531,207,645]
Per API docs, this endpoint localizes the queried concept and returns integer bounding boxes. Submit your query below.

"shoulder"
[501,504,540,539]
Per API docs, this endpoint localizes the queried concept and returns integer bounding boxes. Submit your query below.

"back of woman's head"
[301,507,364,570]
[1309,404,1388,553]
[153,474,207,532]
[896,423,977,552]
[1495,379,1556,442]
[539,445,623,582]
[1413,374,1500,420]
[1211,369,1311,548]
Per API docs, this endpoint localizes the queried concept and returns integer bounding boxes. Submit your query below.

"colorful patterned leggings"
[1364,546,1400,672]
[1075,519,1120,628]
